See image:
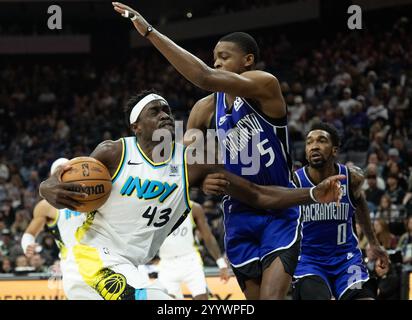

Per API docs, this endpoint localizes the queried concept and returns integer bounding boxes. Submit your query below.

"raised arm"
[112,3,281,103]
[349,166,389,268]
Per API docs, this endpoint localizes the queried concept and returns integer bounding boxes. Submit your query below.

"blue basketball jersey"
[215,92,294,214]
[294,164,360,260]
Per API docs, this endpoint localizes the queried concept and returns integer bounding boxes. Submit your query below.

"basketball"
[61,157,112,212]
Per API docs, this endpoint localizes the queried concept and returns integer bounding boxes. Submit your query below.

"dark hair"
[219,32,260,63]
[309,122,341,147]
[123,89,161,126]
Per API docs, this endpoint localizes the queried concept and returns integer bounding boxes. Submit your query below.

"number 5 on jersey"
[257,139,275,167]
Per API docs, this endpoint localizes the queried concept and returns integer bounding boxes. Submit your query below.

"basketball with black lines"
[62,157,112,212]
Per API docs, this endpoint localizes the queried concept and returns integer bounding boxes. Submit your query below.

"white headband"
[129,94,168,124]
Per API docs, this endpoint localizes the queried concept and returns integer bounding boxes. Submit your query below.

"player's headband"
[129,93,168,124]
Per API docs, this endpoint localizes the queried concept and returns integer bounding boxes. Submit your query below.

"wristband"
[144,25,153,38]
[309,186,319,203]
[21,233,36,254]
[216,257,228,269]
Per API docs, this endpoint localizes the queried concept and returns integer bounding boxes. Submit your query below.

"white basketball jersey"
[47,208,85,259]
[158,209,197,259]
[76,136,191,266]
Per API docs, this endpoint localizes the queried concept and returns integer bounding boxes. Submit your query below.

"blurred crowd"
[1,17,412,298]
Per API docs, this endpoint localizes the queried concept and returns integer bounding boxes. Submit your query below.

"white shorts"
[61,254,103,300]
[64,244,171,300]
[158,251,207,299]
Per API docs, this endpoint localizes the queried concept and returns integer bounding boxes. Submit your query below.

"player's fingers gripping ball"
[61,157,112,212]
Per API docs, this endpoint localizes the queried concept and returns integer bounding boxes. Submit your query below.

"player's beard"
[310,158,326,169]
[309,151,332,169]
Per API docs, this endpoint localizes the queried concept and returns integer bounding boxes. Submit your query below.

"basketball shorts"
[293,251,370,299]
[64,244,172,300]
[223,205,301,289]
[158,251,207,299]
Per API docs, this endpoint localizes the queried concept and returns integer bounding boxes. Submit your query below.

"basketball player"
[292,122,389,300]
[39,91,343,300]
[158,201,230,300]
[22,158,102,299]
[113,2,302,299]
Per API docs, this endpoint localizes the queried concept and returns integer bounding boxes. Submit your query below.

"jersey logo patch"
[233,97,243,111]
[127,160,143,165]
[347,252,354,260]
[219,115,227,126]
[169,165,179,176]
[341,184,347,197]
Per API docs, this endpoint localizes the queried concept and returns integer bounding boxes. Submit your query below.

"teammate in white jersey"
[21,158,101,299]
[39,90,344,300]
[22,158,85,259]
[158,201,230,299]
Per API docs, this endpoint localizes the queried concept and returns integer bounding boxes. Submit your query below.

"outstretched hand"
[369,245,390,270]
[313,174,346,204]
[112,2,151,37]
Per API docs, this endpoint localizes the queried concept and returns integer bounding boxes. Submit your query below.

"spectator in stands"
[14,255,29,270]
[368,131,389,158]
[363,163,386,190]
[365,172,385,210]
[403,181,412,217]
[346,101,368,131]
[391,135,410,167]
[375,194,401,223]
[0,164,10,203]
[40,234,59,265]
[323,107,344,138]
[386,118,408,142]
[373,218,398,250]
[0,257,13,273]
[397,216,412,265]
[342,124,369,153]
[366,153,385,176]
[1,199,15,227]
[386,161,408,191]
[10,209,29,236]
[367,97,388,122]
[29,253,47,273]
[386,173,406,206]
[0,229,14,257]
[338,87,357,117]
[5,173,23,206]
[388,85,410,112]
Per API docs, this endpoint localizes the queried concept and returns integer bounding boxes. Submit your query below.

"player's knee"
[294,276,331,300]
[259,289,286,300]
[259,282,289,300]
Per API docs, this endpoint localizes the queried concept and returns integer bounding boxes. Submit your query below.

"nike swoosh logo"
[127,160,143,165]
